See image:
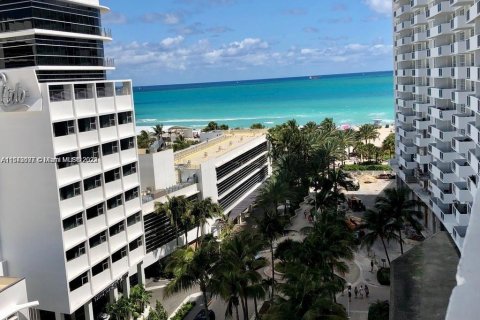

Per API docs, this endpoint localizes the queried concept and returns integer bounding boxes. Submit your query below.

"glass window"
[56,151,78,169]
[120,137,135,150]
[125,188,139,202]
[104,168,121,183]
[81,146,99,159]
[129,237,143,251]
[109,221,125,236]
[59,182,80,200]
[63,212,83,231]
[127,212,141,226]
[112,247,127,263]
[86,203,104,220]
[122,163,137,176]
[107,195,123,209]
[102,141,119,156]
[92,259,109,276]
[118,111,133,125]
[83,175,102,191]
[78,117,97,132]
[99,114,116,128]
[89,231,107,248]
[53,121,75,137]
[66,242,86,261]
[69,271,89,292]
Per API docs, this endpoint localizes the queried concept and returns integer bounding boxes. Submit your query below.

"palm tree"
[155,196,191,247]
[256,210,286,297]
[358,124,380,145]
[362,208,398,266]
[211,270,243,320]
[191,198,223,248]
[130,285,152,314]
[106,296,134,320]
[152,124,164,141]
[382,132,395,159]
[375,187,423,254]
[165,237,219,320]
[218,231,266,319]
[137,130,155,149]
[258,175,291,215]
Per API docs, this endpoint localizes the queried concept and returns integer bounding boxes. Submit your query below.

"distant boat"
[309,76,319,80]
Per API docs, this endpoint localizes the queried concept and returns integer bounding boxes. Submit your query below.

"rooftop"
[390,232,459,320]
[0,277,22,293]
[174,130,267,167]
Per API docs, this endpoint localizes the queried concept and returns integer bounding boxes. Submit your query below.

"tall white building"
[0,0,145,319]
[393,0,480,250]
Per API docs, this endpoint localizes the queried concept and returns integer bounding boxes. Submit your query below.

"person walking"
[365,285,370,298]
[354,286,358,299]
[359,285,364,299]
[303,210,307,219]
[348,289,352,302]
[371,259,375,272]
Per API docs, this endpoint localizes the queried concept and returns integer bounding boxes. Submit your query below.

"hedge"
[171,301,196,320]
[368,300,389,320]
[377,267,390,286]
[342,164,392,171]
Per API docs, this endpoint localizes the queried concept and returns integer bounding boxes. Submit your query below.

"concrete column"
[109,286,119,303]
[55,312,65,320]
[123,276,131,297]
[137,262,146,286]
[84,301,94,320]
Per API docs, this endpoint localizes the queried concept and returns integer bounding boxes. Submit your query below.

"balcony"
[397,84,414,93]
[398,154,417,170]
[397,112,416,124]
[428,45,452,58]
[102,153,121,171]
[123,172,140,190]
[466,1,480,23]
[413,102,430,113]
[453,181,473,202]
[452,159,475,178]
[124,197,141,216]
[428,125,457,142]
[415,135,433,147]
[429,67,453,78]
[77,130,99,149]
[427,23,452,38]
[413,31,427,42]
[451,41,467,55]
[411,0,428,8]
[467,67,480,81]
[429,181,455,204]
[414,118,430,130]
[398,127,416,138]
[452,114,475,131]
[430,198,455,231]
[397,168,417,184]
[129,244,145,265]
[452,137,475,154]
[452,90,472,105]
[105,179,123,199]
[467,95,480,113]
[99,126,118,143]
[398,141,417,154]
[427,2,453,19]
[467,149,480,174]
[394,20,412,32]
[411,50,427,60]
[428,87,455,99]
[83,187,104,209]
[467,174,478,194]
[397,98,415,108]
[466,34,480,51]
[396,37,413,47]
[68,279,92,310]
[394,4,411,18]
[429,107,456,121]
[453,203,470,226]
[118,123,135,139]
[429,162,457,183]
[429,143,460,162]
[412,12,427,25]
[466,122,480,144]
[414,153,432,164]
[115,82,133,112]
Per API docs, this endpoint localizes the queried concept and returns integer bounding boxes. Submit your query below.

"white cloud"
[161,36,185,48]
[105,38,392,81]
[363,0,391,15]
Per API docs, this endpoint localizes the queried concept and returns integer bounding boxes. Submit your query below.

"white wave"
[136,114,308,123]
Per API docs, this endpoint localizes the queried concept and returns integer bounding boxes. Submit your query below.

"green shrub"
[147,301,168,320]
[377,267,390,285]
[171,301,196,320]
[368,300,389,320]
[342,164,391,171]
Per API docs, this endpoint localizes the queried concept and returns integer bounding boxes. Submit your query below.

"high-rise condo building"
[393,0,480,250]
[0,1,145,319]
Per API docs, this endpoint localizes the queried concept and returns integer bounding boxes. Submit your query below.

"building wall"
[0,279,31,320]
[0,97,70,312]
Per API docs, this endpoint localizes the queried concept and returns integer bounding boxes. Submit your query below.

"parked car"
[194,309,215,320]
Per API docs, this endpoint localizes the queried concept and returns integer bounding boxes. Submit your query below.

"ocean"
[133,71,394,129]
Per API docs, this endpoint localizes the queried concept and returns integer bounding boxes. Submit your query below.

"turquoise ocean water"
[133,71,394,129]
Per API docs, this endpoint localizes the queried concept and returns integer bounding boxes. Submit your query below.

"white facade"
[139,132,271,269]
[0,0,145,318]
[393,0,480,250]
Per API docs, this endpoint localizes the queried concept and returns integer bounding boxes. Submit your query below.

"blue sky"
[102,0,392,85]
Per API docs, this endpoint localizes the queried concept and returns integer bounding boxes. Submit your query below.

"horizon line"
[132,70,393,89]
